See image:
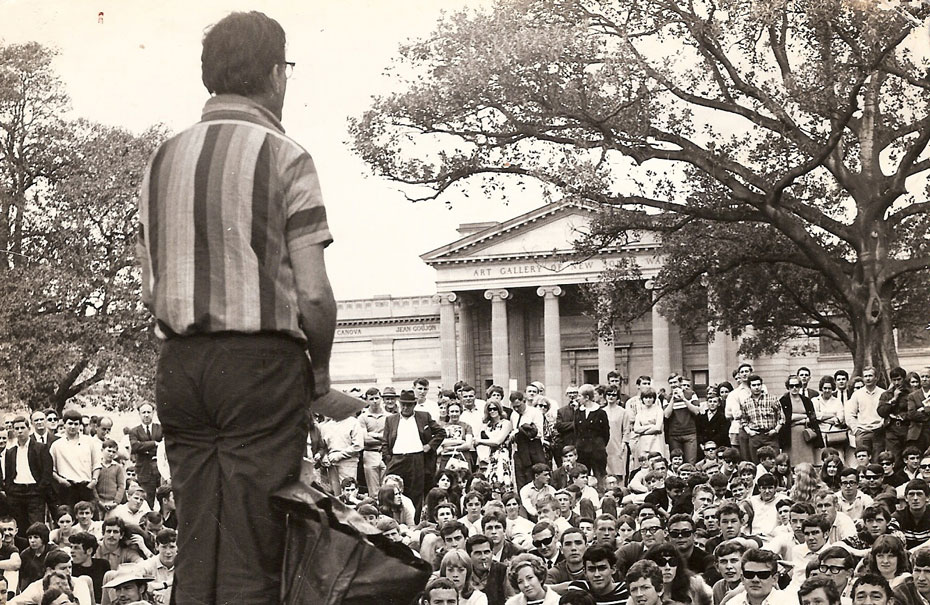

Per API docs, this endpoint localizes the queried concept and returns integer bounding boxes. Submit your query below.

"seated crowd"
[312,365,930,605]
[0,404,175,605]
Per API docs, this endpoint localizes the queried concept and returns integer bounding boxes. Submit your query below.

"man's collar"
[201,95,285,133]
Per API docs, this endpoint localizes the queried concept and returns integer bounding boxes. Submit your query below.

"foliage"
[0,41,166,411]
[352,0,930,376]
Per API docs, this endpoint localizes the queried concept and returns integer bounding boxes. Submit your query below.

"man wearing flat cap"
[382,390,446,517]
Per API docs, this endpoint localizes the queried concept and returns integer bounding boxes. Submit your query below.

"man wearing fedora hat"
[382,390,446,516]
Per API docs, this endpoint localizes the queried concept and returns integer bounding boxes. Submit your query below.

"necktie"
[547,559,553,569]
[146,425,151,439]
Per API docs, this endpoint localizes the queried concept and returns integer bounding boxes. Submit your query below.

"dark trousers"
[386,453,425,519]
[7,484,46,537]
[883,421,909,469]
[59,482,94,509]
[157,333,310,605]
[856,429,885,462]
[747,433,779,464]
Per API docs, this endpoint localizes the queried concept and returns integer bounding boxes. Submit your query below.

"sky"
[0,0,545,300]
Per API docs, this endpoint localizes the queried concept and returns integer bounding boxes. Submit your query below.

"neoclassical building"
[330,200,930,396]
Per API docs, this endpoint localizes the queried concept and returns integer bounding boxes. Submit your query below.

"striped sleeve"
[281,148,332,251]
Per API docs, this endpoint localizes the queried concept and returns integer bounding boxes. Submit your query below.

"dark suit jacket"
[906,389,930,443]
[4,438,53,492]
[381,412,445,465]
[32,432,58,449]
[696,409,730,447]
[552,405,576,451]
[128,423,163,482]
[778,392,822,449]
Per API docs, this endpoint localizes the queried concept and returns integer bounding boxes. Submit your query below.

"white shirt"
[392,414,422,455]
[727,587,798,605]
[510,405,545,442]
[49,435,100,482]
[13,439,36,485]
[845,386,886,433]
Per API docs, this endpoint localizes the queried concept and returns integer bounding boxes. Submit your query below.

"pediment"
[421,199,660,265]
[422,200,597,264]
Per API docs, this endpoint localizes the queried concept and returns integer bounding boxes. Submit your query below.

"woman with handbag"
[812,376,849,454]
[779,374,822,465]
[439,401,475,473]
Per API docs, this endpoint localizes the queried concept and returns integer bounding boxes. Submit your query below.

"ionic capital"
[434,292,458,305]
[484,288,510,302]
[536,286,564,298]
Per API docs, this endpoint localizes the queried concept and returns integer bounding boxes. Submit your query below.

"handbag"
[273,463,432,605]
[821,426,849,447]
[444,450,470,472]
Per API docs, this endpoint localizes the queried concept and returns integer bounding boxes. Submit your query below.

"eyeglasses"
[641,526,662,535]
[668,530,694,538]
[840,480,858,486]
[284,61,296,78]
[741,569,775,580]
[533,536,554,548]
[819,564,847,575]
[656,557,678,568]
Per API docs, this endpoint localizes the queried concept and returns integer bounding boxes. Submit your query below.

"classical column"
[537,286,563,399]
[484,289,511,390]
[646,280,672,384]
[458,299,476,388]
[437,293,458,387]
[708,329,730,386]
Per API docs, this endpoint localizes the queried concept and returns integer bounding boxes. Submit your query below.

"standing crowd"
[0,403,176,605]
[311,365,930,605]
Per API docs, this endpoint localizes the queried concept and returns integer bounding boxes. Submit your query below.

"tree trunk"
[851,290,900,383]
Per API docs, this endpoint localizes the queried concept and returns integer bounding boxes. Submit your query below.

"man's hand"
[422,444,431,453]
[312,365,331,399]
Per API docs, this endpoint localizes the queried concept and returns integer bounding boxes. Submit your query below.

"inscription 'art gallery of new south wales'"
[330,200,930,397]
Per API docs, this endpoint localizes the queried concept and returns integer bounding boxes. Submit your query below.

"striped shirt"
[137,95,332,341]
[567,579,629,604]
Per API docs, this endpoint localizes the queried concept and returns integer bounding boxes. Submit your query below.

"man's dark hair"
[481,510,506,529]
[818,546,855,570]
[747,374,763,385]
[156,485,173,505]
[531,521,554,537]
[582,544,617,567]
[44,549,71,570]
[851,574,892,600]
[802,514,831,534]
[862,504,890,522]
[25,522,49,542]
[905,479,930,497]
[904,446,923,459]
[798,577,841,605]
[665,476,686,491]
[914,548,930,569]
[720,448,741,464]
[714,539,747,560]
[561,527,586,544]
[202,12,286,96]
[717,502,743,521]
[890,367,907,380]
[422,577,458,603]
[62,409,82,422]
[839,467,859,481]
[156,528,178,545]
[414,378,430,387]
[791,502,816,515]
[607,370,622,380]
[834,370,849,380]
[668,513,695,530]
[532,463,550,476]
[510,391,525,403]
[465,534,492,553]
[625,559,663,592]
[440,521,467,540]
[143,511,164,526]
[68,531,98,554]
[741,547,778,572]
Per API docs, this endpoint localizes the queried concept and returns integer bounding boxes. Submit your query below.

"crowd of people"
[311,365,930,605]
[0,404,176,605]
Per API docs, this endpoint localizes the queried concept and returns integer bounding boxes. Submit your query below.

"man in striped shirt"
[567,545,630,604]
[136,11,336,605]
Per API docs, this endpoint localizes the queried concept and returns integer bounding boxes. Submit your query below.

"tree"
[0,42,73,267]
[351,0,930,377]
[0,41,166,411]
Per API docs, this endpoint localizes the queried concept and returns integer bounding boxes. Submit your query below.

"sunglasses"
[668,530,693,538]
[533,536,554,548]
[788,384,801,388]
[46,416,58,421]
[864,475,881,480]
[921,465,930,470]
[656,557,678,568]
[742,569,775,580]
